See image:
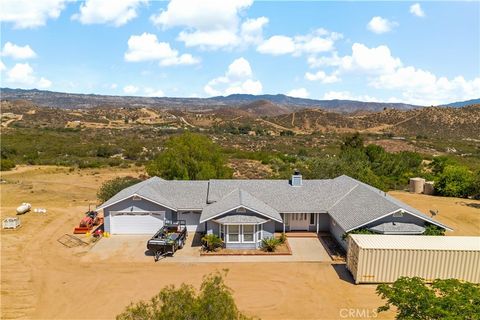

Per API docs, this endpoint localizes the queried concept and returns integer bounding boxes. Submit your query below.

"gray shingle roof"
[214,214,268,224]
[207,178,353,213]
[328,175,450,232]
[96,177,176,210]
[200,188,282,223]
[369,222,426,234]
[97,174,450,232]
[96,177,207,211]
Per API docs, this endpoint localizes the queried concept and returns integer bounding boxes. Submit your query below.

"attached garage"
[101,196,174,235]
[110,211,165,234]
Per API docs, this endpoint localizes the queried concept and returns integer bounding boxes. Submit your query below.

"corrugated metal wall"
[347,238,480,284]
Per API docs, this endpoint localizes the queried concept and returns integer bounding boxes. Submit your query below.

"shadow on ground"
[332,264,355,284]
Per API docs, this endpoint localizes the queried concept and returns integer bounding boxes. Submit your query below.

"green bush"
[97,176,142,202]
[117,271,250,320]
[0,159,15,171]
[201,234,223,252]
[423,223,445,236]
[376,277,480,319]
[261,237,280,252]
[435,165,474,198]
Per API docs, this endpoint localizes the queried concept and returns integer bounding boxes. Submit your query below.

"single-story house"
[96,172,451,249]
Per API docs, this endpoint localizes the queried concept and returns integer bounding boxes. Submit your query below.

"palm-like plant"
[201,234,223,252]
[261,237,280,252]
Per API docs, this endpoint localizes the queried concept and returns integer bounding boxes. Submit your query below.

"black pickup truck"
[146,220,187,261]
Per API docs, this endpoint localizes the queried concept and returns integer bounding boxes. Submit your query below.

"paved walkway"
[81,233,332,263]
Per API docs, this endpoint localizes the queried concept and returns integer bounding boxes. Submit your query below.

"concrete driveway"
[81,233,332,263]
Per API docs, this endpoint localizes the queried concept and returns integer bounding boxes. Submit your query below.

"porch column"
[316,213,319,234]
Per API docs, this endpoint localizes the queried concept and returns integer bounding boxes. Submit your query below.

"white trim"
[214,221,269,225]
[344,208,452,233]
[242,225,255,243]
[200,205,282,223]
[227,225,240,243]
[257,224,263,242]
[97,193,177,212]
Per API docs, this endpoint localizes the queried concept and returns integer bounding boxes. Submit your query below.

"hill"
[443,99,480,108]
[1,88,419,112]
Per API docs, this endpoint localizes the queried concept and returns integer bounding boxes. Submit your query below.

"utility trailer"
[147,220,187,261]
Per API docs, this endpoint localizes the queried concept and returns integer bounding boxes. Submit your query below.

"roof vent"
[291,170,302,187]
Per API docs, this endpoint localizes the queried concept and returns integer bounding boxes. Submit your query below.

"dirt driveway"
[83,233,332,263]
[3,166,479,320]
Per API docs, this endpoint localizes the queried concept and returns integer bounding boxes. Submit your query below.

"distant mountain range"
[442,98,480,108]
[0,88,478,113]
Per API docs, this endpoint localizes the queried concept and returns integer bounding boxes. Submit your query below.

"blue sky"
[1,0,479,105]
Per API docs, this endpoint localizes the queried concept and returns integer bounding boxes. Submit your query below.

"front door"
[289,213,310,231]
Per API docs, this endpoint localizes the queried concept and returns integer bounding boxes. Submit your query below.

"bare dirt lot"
[389,191,480,236]
[2,166,479,320]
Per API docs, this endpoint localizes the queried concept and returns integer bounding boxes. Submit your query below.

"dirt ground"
[1,166,479,320]
[389,191,480,236]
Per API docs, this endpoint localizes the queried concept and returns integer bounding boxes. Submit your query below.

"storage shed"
[347,234,480,284]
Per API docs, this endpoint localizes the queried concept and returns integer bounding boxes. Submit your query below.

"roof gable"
[200,188,282,223]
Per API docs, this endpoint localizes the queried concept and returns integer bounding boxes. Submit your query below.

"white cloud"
[287,88,309,98]
[204,57,262,96]
[151,0,259,50]
[322,91,379,102]
[305,70,340,83]
[410,3,425,17]
[110,83,118,89]
[123,85,139,94]
[72,0,147,26]
[0,0,68,29]
[310,43,402,75]
[0,61,6,71]
[144,87,165,97]
[313,42,479,105]
[257,35,296,55]
[1,42,37,60]
[5,63,52,88]
[37,77,52,88]
[257,29,340,56]
[240,17,269,45]
[124,33,199,66]
[371,66,480,105]
[367,16,398,34]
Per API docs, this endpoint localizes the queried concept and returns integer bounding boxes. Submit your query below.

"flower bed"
[200,240,292,256]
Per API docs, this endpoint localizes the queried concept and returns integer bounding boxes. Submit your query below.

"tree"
[429,156,457,175]
[97,176,142,202]
[116,271,250,320]
[376,277,480,319]
[341,132,364,150]
[435,165,474,198]
[146,132,233,180]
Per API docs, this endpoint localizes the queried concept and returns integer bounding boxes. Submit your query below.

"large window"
[243,225,254,243]
[227,225,240,243]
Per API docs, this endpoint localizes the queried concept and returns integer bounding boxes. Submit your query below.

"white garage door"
[110,211,165,234]
[179,211,201,232]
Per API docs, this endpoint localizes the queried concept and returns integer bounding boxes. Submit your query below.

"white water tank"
[16,203,31,215]
[409,178,425,193]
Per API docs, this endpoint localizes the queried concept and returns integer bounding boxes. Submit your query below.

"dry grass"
[1,166,478,319]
